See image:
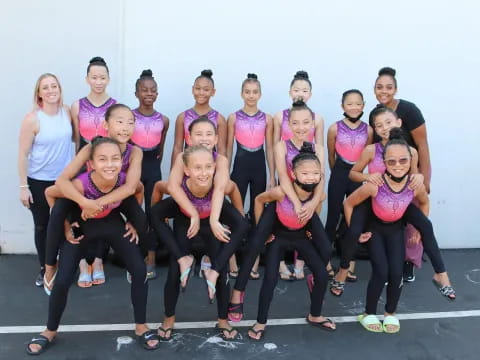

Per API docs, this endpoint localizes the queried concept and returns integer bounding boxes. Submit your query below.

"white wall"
[1,0,479,253]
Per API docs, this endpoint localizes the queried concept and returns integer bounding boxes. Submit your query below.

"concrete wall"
[1,0,479,253]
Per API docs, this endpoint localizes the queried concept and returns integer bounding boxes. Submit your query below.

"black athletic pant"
[231,146,267,220]
[365,218,405,315]
[234,203,331,292]
[256,225,329,324]
[325,158,361,244]
[47,197,148,330]
[339,201,446,273]
[141,149,162,224]
[27,177,55,269]
[163,215,230,319]
[150,197,249,272]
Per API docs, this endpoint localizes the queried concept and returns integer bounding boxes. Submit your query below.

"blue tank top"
[28,108,74,181]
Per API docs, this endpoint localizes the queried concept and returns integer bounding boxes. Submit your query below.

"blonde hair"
[33,73,63,111]
[182,145,213,166]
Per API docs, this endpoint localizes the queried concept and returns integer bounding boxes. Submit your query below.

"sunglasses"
[384,157,410,166]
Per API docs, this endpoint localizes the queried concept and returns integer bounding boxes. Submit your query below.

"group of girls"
[18,59,455,355]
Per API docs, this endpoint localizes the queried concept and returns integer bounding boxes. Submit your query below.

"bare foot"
[178,255,194,288]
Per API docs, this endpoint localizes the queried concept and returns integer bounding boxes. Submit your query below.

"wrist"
[19,184,29,189]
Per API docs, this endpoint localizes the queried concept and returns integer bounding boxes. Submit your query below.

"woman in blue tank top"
[17,73,74,287]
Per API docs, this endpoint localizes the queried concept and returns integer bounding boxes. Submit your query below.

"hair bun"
[140,69,153,78]
[294,70,309,80]
[378,67,396,77]
[388,127,405,141]
[300,142,315,154]
[247,73,258,79]
[89,56,106,65]
[292,99,306,107]
[201,69,213,78]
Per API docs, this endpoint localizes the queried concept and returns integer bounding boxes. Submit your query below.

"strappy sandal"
[215,324,239,341]
[26,334,54,355]
[180,256,196,292]
[199,255,211,278]
[329,279,345,297]
[247,325,266,341]
[229,270,239,279]
[432,279,456,301]
[158,327,174,341]
[146,264,157,280]
[346,270,358,283]
[137,329,160,350]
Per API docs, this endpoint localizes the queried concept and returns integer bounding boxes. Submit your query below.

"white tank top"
[27,108,74,181]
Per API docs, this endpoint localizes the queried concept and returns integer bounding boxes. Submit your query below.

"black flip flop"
[137,329,160,350]
[26,334,54,355]
[158,327,174,341]
[306,317,336,332]
[247,325,266,341]
[215,324,238,341]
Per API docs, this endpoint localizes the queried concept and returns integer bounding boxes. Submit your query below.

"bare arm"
[171,112,186,170]
[349,145,376,183]
[216,114,227,156]
[344,183,378,226]
[272,111,283,144]
[157,115,170,162]
[414,184,429,216]
[18,112,37,207]
[265,114,276,187]
[225,180,244,215]
[326,123,337,170]
[410,147,419,173]
[226,113,235,166]
[70,101,80,152]
[366,125,374,145]
[411,124,431,193]
[314,114,325,146]
[209,154,231,241]
[166,153,199,218]
[45,184,64,208]
[254,186,284,224]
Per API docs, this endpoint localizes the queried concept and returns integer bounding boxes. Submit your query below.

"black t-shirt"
[369,99,425,149]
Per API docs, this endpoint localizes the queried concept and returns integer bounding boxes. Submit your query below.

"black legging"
[325,158,361,244]
[365,218,405,315]
[231,146,266,220]
[256,225,329,324]
[27,177,55,269]
[234,203,331,293]
[150,197,249,272]
[163,214,230,319]
[141,149,162,224]
[47,197,148,331]
[339,201,446,273]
